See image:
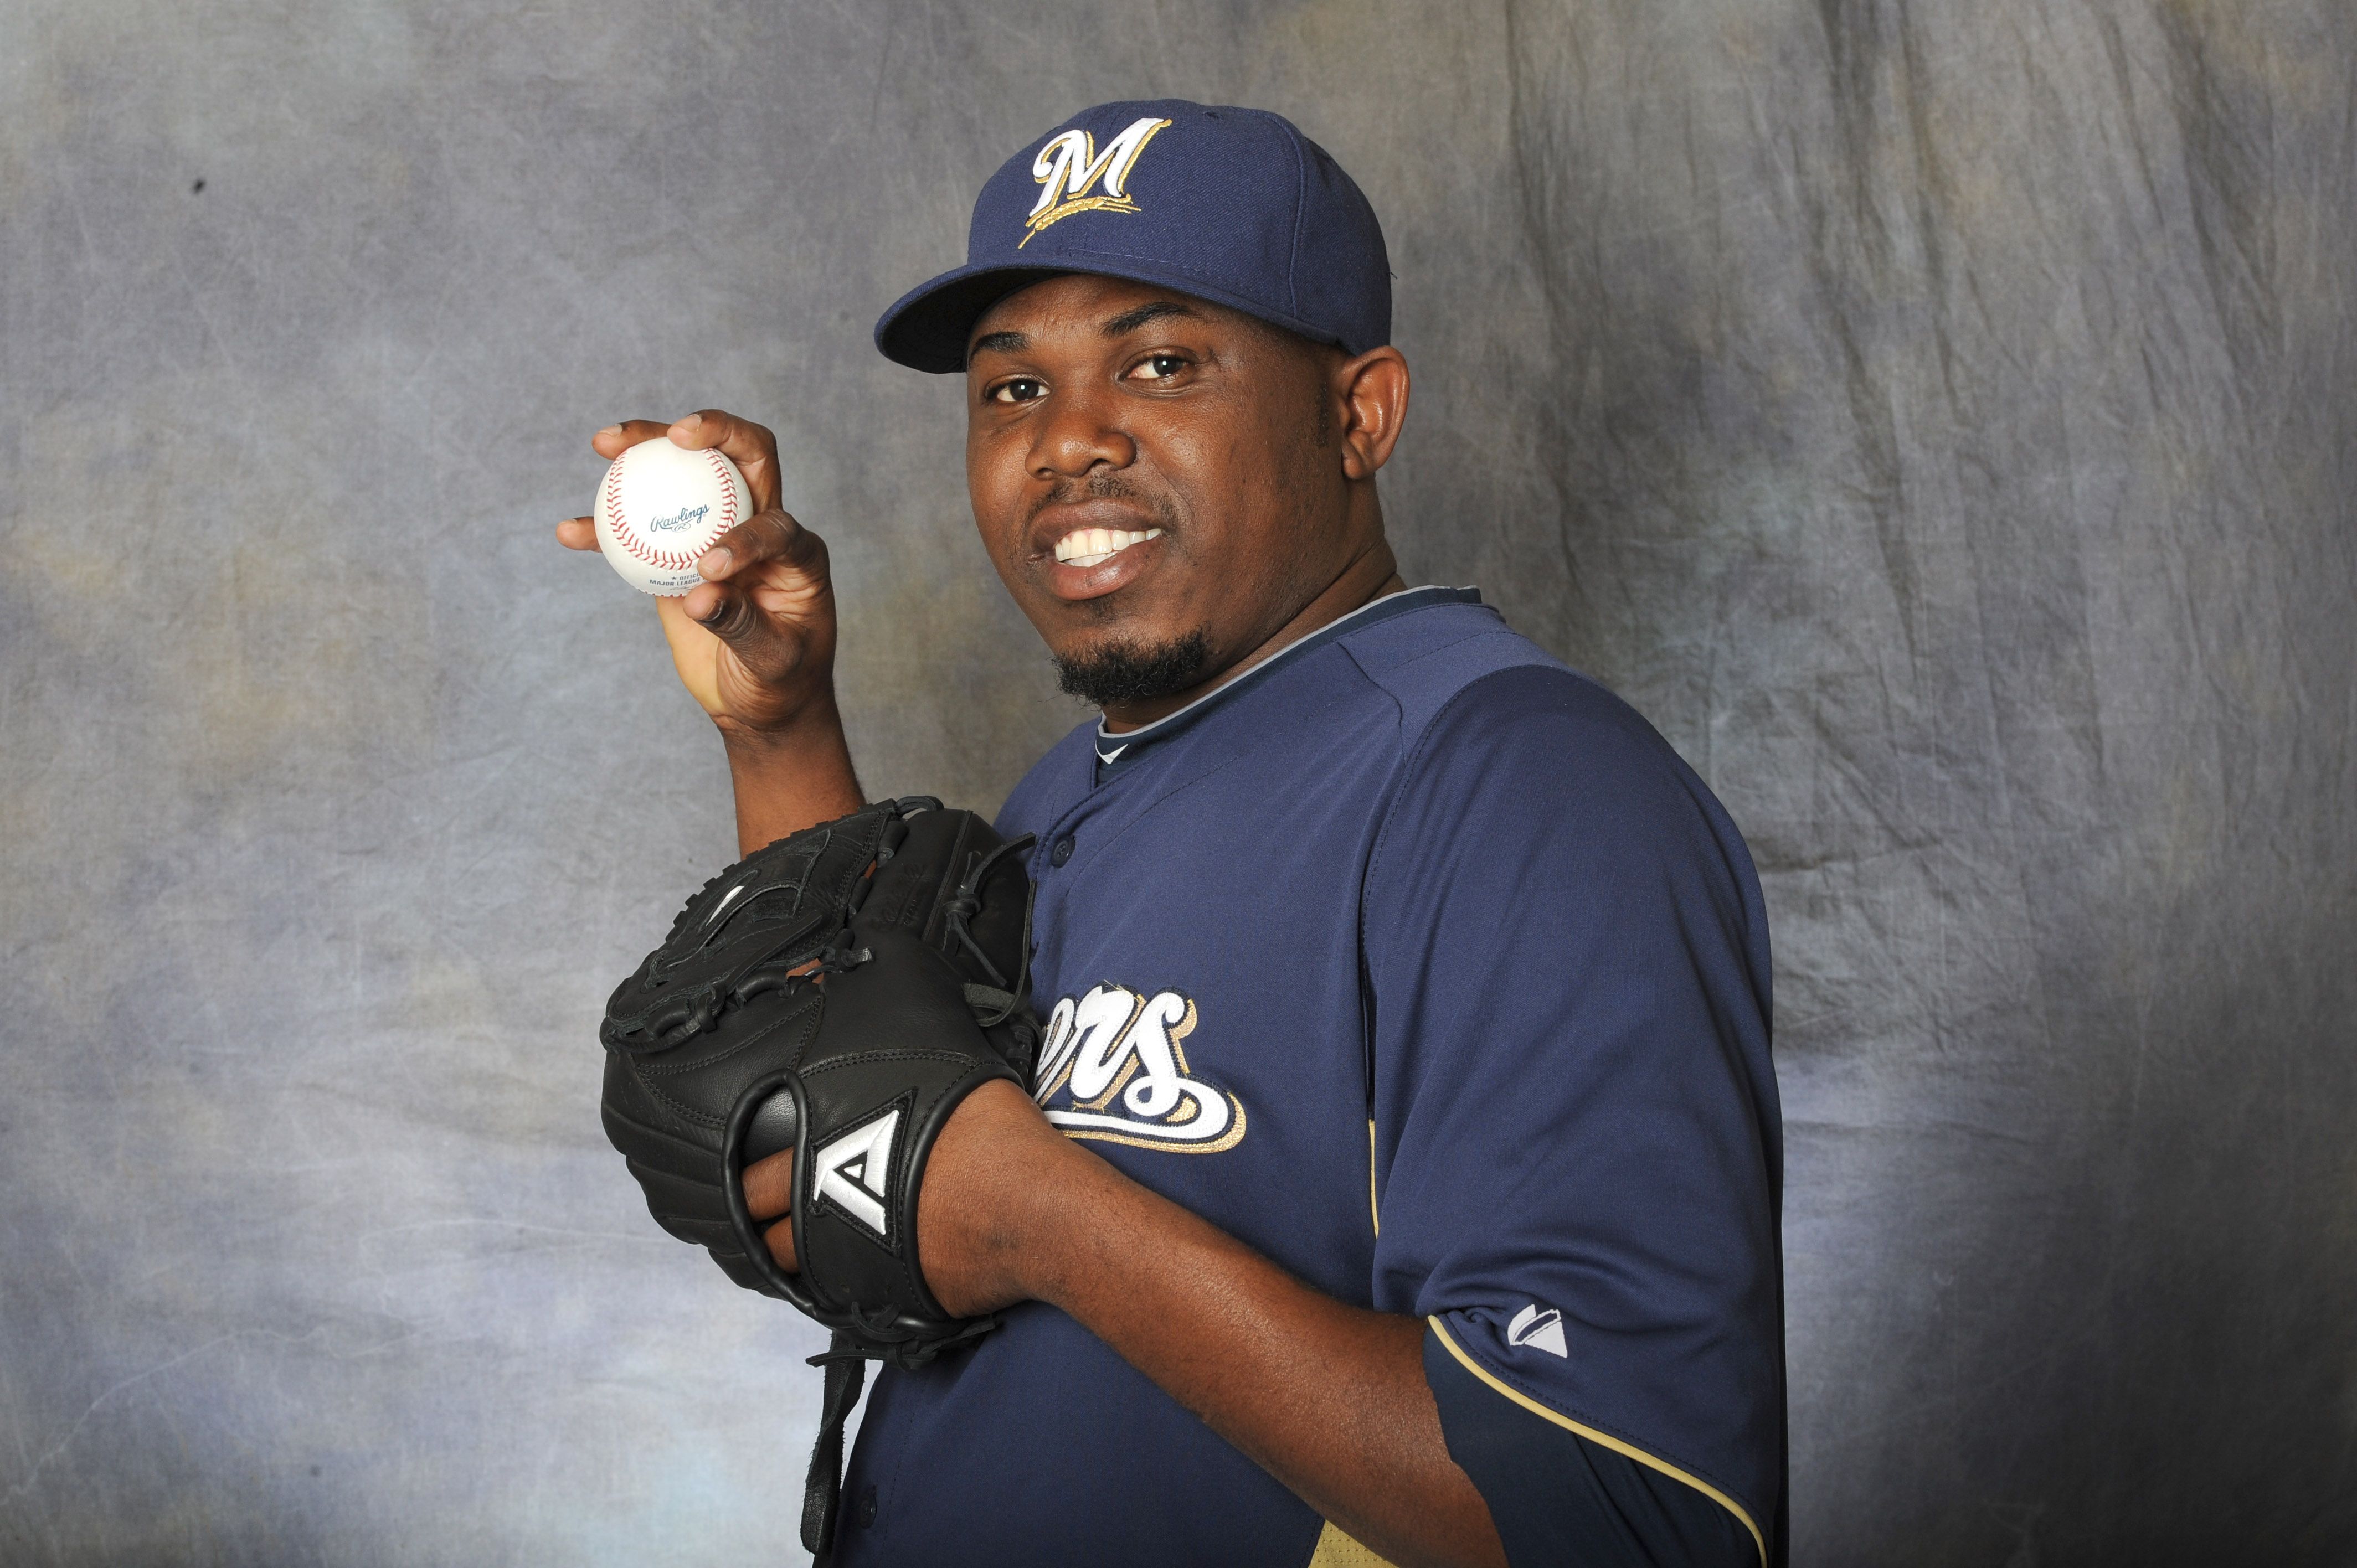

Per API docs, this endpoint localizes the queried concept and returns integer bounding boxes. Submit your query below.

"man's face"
[963,274,1355,708]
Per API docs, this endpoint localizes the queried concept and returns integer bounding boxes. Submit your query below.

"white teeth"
[1054,527,1163,568]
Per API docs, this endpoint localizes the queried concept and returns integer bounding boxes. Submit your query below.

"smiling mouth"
[1052,527,1164,569]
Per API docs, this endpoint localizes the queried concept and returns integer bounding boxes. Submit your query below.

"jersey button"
[1049,834,1075,868]
[855,1485,878,1528]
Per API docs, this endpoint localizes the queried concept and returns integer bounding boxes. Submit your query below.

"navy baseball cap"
[874,99,1391,373]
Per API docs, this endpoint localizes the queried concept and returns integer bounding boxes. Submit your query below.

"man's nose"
[1029,388,1138,479]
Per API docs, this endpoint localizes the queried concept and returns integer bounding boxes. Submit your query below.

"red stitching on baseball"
[703,448,743,534]
[602,451,740,574]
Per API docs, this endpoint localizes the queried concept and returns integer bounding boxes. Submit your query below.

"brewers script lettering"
[1032,982,1247,1152]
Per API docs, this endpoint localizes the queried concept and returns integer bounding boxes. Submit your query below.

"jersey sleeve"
[1423,1332,1758,1567]
[1361,665,1784,1565]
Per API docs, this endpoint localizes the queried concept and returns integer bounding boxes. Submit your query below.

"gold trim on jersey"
[1427,1318,1767,1567]
[1305,1519,1399,1568]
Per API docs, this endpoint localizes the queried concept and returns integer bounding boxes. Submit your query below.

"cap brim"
[873,265,1070,373]
[874,257,1352,374]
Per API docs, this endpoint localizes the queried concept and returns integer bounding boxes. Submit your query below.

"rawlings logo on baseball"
[593,438,750,596]
[645,503,711,534]
[1031,982,1246,1153]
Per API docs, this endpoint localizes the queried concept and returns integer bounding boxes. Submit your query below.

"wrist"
[1003,1131,1126,1312]
[716,690,864,853]
[714,684,843,753]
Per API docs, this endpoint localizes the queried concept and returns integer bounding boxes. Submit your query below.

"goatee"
[1053,631,1212,709]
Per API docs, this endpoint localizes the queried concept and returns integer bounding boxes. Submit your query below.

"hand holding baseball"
[558,411,839,738]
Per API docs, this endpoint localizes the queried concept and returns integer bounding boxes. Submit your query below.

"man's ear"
[1333,347,1410,481]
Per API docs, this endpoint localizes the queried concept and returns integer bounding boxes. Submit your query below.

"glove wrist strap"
[801,1330,869,1564]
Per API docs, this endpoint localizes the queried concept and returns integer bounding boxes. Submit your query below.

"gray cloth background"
[3,1,2351,1562]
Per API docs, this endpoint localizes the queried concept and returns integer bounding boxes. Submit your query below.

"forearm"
[719,699,864,855]
[1024,1144,1506,1568]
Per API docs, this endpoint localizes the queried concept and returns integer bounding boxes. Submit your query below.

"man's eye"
[990,378,1046,404]
[1129,354,1187,382]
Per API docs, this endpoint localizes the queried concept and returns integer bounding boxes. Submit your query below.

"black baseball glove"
[597,796,1037,1560]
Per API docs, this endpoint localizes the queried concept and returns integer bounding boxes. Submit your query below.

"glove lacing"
[941,832,1037,1030]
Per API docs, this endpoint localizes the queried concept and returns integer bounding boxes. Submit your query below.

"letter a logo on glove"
[812,1108,901,1240]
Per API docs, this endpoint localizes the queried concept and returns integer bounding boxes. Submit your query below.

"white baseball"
[593,438,754,596]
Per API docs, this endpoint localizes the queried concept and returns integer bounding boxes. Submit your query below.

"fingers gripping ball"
[599,799,1039,1560]
[593,437,753,596]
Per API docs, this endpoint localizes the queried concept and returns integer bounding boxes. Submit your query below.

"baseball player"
[561,100,1785,1568]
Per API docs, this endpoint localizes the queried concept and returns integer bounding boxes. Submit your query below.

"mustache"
[1026,471,1181,534]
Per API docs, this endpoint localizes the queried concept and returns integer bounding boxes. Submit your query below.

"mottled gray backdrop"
[3,1,2351,1562]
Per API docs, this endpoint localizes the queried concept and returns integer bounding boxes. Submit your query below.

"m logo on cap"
[1022,116,1172,249]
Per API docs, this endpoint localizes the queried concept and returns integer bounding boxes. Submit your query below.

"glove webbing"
[801,1330,868,1565]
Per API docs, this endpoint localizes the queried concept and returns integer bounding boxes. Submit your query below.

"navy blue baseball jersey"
[833,588,1785,1567]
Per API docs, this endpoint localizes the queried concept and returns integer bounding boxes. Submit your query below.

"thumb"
[696,509,821,586]
[658,574,820,694]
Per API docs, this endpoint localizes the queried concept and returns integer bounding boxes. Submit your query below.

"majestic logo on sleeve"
[1021,117,1172,249]
[1507,1304,1568,1358]
[1031,983,1246,1153]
